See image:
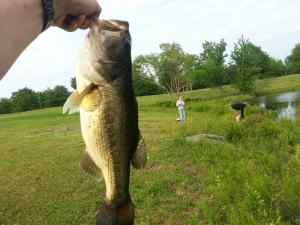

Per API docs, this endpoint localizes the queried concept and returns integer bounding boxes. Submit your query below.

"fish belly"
[80,89,131,205]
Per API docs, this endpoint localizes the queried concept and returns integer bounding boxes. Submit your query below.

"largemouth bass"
[63,20,146,225]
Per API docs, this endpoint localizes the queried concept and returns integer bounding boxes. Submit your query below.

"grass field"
[1,75,300,225]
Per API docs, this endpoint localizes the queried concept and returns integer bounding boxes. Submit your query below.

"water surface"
[255,91,300,121]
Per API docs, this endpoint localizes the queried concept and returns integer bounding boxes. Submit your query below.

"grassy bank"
[1,75,300,225]
[139,74,300,106]
[256,74,300,95]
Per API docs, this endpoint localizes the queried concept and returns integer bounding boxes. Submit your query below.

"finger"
[63,15,79,30]
[93,4,102,18]
[80,19,91,30]
[53,15,78,32]
[66,16,89,32]
[67,21,79,32]
[76,15,86,28]
[53,15,67,28]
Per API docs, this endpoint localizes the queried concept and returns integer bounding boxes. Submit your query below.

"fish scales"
[63,19,146,225]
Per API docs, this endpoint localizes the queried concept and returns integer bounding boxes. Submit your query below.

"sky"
[1,0,300,98]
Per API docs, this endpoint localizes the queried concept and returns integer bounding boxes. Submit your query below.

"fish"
[63,19,147,225]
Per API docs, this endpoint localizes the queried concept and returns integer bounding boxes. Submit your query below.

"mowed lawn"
[1,75,300,225]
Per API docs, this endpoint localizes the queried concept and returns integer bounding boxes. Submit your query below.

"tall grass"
[1,75,300,224]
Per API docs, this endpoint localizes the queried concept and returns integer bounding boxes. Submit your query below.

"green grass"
[139,74,300,107]
[1,74,300,225]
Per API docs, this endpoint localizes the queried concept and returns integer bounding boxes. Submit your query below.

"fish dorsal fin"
[63,83,95,115]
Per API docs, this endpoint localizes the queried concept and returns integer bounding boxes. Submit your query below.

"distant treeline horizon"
[0,86,70,114]
[131,37,300,96]
[1,36,300,114]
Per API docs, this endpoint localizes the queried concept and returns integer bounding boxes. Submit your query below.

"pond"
[255,91,300,121]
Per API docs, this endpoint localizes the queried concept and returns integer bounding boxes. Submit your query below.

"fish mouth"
[90,19,128,32]
[85,19,131,66]
[87,19,129,40]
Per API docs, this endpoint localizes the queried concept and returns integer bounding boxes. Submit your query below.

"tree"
[245,44,271,79]
[157,43,187,92]
[41,86,69,107]
[186,68,207,90]
[286,43,300,74]
[197,40,228,87]
[51,86,70,106]
[231,37,259,93]
[133,76,164,96]
[132,55,164,96]
[151,43,197,94]
[267,58,287,77]
[200,39,227,66]
[0,98,13,114]
[11,88,39,112]
[231,38,286,81]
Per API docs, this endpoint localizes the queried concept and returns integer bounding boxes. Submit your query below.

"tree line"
[0,86,69,114]
[1,37,300,114]
[133,37,300,95]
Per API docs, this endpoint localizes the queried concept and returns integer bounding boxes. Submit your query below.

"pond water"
[255,91,300,121]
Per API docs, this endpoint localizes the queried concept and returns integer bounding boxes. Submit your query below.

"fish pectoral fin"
[80,89,102,112]
[63,83,96,114]
[131,134,147,169]
[63,91,82,114]
[80,151,103,183]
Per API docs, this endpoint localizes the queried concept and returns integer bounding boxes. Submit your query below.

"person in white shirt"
[176,95,186,122]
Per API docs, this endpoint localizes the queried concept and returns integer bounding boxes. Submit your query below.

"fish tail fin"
[96,198,135,225]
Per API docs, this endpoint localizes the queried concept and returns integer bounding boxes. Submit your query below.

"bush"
[0,98,13,114]
[134,77,165,96]
[201,115,300,225]
[1,86,70,114]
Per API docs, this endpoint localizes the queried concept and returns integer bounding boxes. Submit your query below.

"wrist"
[52,0,66,21]
[19,0,44,34]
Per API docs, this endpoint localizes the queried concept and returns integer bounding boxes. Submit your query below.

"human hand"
[52,0,101,31]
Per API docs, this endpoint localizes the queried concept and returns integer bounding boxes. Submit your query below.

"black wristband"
[41,0,55,31]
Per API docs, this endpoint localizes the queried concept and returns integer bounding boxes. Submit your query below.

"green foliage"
[186,67,208,89]
[132,55,164,96]
[1,77,300,224]
[231,37,260,93]
[133,44,196,94]
[201,59,226,87]
[10,88,40,112]
[189,112,300,225]
[41,86,70,107]
[131,40,294,94]
[133,77,164,96]
[286,43,300,74]
[186,40,228,89]
[133,55,159,80]
[200,39,227,66]
[267,58,287,77]
[157,43,187,91]
[0,86,70,114]
[0,98,13,114]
